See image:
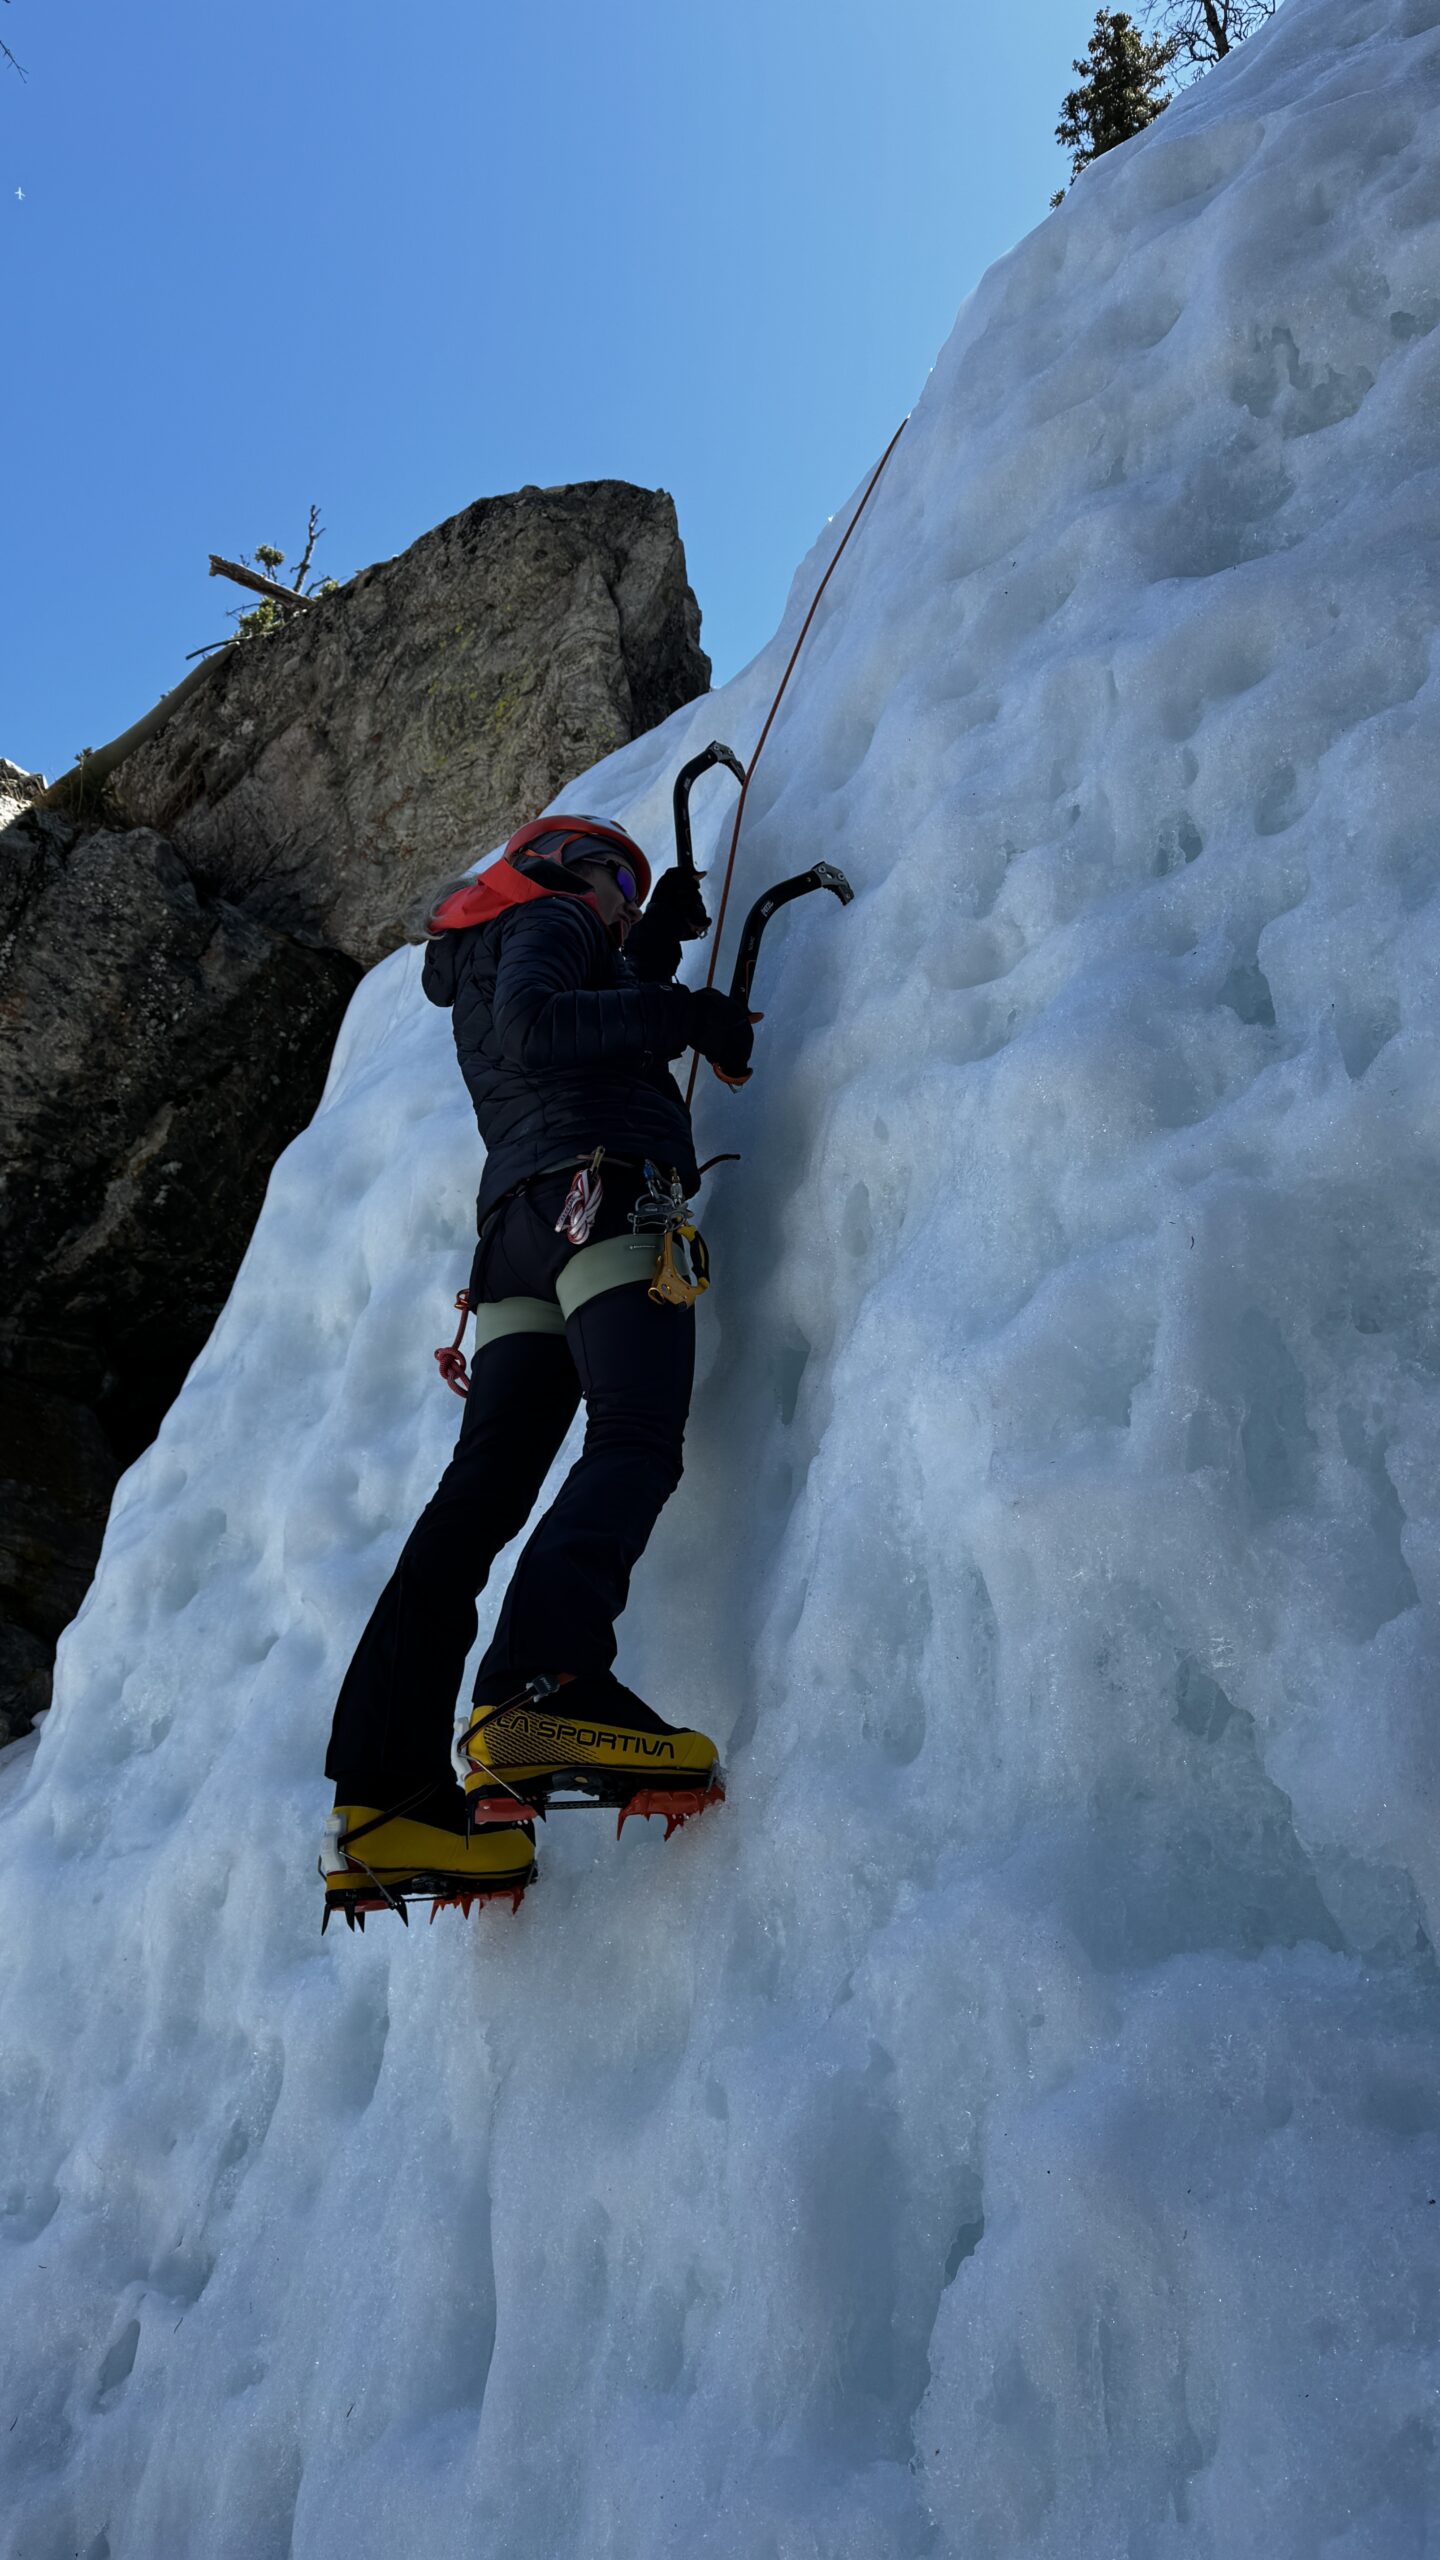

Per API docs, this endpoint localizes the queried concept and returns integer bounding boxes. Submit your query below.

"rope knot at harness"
[435,1291,471,1399]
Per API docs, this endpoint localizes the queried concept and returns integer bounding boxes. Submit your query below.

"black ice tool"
[727,863,855,1012]
[671,742,747,922]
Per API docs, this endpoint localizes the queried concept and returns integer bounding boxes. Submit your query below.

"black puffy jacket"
[422,862,700,1221]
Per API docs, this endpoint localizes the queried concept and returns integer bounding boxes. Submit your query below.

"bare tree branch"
[208,554,317,611]
[291,504,324,593]
[1143,0,1279,70]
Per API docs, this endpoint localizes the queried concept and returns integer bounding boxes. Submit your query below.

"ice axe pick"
[712,861,855,1087]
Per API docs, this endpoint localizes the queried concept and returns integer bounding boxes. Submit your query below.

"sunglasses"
[561,843,643,904]
[589,857,640,902]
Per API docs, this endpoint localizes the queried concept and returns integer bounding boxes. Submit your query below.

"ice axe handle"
[672,741,747,891]
[725,863,855,1014]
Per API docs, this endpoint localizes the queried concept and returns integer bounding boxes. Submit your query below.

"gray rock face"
[0,809,357,1746]
[0,759,43,830]
[111,481,710,966]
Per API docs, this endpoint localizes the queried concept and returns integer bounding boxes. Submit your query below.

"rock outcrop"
[0,808,358,1746]
[1,478,709,1743]
[0,758,43,829]
[110,481,710,966]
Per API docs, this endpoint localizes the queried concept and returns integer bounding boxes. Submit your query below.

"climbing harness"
[433,1150,708,1392]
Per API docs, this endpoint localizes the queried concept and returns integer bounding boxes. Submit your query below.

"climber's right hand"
[686,987,757,1084]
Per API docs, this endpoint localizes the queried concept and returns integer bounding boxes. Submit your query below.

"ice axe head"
[725,862,856,1020]
[672,741,747,894]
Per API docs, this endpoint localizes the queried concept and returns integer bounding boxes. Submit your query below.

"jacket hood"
[427,852,599,938]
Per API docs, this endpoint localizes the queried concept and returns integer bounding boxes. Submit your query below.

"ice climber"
[319,816,756,1928]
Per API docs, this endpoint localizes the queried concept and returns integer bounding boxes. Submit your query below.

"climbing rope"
[684,412,909,1108]
[435,1291,472,1399]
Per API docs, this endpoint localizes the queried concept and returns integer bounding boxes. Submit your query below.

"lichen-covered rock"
[110,481,710,966]
[0,810,357,1738]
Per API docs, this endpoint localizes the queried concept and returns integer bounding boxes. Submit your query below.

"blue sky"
[5,0,1090,781]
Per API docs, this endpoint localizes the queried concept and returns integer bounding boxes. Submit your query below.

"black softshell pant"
[325,1169,695,1811]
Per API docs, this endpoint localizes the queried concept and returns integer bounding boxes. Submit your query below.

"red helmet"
[503,813,653,903]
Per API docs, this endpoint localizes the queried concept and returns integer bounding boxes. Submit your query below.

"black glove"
[686,987,756,1083]
[645,865,711,943]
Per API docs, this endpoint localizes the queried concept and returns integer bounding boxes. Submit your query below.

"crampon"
[321,1874,533,1933]
[320,1804,536,1933]
[462,1771,727,1840]
[614,1777,726,1841]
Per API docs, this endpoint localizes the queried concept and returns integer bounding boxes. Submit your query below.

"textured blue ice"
[4,1,1440,2551]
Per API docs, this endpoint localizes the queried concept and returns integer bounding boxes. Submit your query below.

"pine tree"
[1053,10,1179,201]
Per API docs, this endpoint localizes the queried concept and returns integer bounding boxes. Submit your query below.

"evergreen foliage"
[232,513,340,643]
[1052,10,1178,201]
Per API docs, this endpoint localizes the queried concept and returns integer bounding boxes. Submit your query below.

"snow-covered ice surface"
[7,2,1440,2550]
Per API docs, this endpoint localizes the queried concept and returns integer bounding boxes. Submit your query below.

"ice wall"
[4,1,1440,2553]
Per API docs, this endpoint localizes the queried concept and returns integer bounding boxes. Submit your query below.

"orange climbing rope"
[684,413,910,1109]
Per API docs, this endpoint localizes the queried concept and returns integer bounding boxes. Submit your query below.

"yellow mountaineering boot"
[456,1674,724,1840]
[320,1803,536,1930]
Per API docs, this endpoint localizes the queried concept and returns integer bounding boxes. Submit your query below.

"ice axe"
[711,861,855,1087]
[672,741,747,929]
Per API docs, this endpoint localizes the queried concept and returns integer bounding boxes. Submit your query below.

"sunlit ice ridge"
[4,0,1440,2551]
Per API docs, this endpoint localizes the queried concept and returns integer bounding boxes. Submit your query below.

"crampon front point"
[615,1777,726,1840]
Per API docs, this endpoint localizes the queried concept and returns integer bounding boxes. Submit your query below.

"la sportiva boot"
[455,1674,724,1839]
[320,1802,537,1931]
